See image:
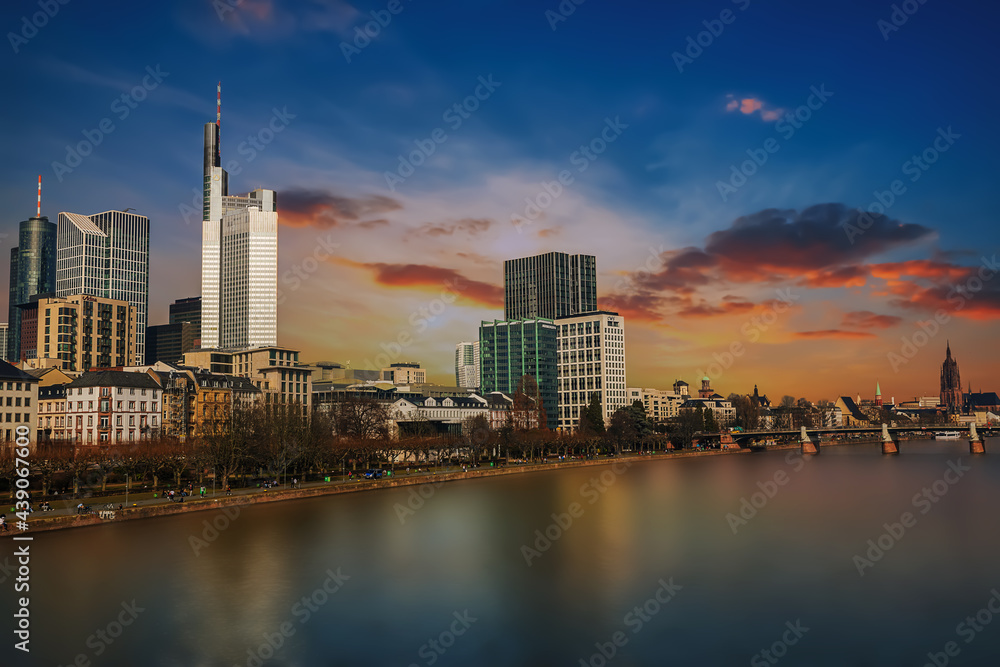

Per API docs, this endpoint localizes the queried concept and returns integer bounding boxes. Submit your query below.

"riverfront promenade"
[3,447,751,536]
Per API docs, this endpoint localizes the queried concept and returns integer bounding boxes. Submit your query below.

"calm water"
[4,438,1000,666]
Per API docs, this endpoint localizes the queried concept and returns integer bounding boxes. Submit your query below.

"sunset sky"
[1,0,998,401]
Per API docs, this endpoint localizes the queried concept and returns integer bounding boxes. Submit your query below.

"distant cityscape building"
[183,345,311,412]
[455,341,480,388]
[875,381,883,408]
[940,342,963,413]
[0,359,40,442]
[556,311,626,431]
[479,318,558,430]
[503,252,597,320]
[145,322,197,365]
[381,362,426,385]
[679,395,735,426]
[627,386,686,422]
[0,324,7,361]
[7,195,57,361]
[201,85,277,349]
[169,296,202,344]
[55,210,149,364]
[17,294,135,372]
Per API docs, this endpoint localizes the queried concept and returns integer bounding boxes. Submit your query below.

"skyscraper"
[201,83,278,349]
[7,177,57,362]
[556,311,626,431]
[479,318,558,430]
[940,342,962,413]
[55,210,149,365]
[455,341,480,388]
[504,252,597,320]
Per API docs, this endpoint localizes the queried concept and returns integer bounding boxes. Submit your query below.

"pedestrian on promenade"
[0,515,7,532]
[225,485,232,496]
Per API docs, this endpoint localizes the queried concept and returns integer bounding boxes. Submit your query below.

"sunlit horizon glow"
[1,0,997,403]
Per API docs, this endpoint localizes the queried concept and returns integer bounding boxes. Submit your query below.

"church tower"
[940,342,963,413]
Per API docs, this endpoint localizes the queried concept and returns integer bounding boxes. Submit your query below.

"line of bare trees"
[2,394,681,500]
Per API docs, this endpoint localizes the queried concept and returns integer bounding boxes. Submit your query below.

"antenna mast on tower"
[217,81,222,161]
[36,175,41,217]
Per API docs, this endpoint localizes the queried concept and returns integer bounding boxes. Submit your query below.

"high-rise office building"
[503,252,597,320]
[169,296,202,342]
[455,341,480,388]
[479,318,558,430]
[55,210,149,365]
[201,84,278,349]
[7,178,57,362]
[555,311,626,431]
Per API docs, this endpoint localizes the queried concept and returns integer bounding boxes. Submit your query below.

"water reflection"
[3,438,1000,666]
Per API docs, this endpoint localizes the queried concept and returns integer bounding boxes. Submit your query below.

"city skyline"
[1,0,998,400]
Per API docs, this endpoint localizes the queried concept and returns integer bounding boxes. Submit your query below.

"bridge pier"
[800,426,818,455]
[970,423,985,454]
[881,423,898,455]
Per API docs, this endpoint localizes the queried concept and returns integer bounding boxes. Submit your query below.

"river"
[3,438,1000,666]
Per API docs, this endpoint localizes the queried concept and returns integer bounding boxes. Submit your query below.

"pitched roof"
[837,396,868,421]
[67,370,161,389]
[222,375,261,393]
[0,359,39,382]
[967,392,1000,408]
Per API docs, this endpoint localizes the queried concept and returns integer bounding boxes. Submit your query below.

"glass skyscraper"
[201,87,278,350]
[56,210,149,364]
[479,318,558,430]
[503,252,597,320]
[7,215,57,361]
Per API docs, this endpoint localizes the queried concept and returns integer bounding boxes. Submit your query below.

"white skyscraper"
[56,210,149,365]
[556,310,626,431]
[201,84,278,349]
[455,341,480,388]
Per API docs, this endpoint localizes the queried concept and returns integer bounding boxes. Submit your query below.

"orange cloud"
[337,260,503,308]
[280,188,401,229]
[842,311,902,329]
[795,330,877,340]
[725,95,783,122]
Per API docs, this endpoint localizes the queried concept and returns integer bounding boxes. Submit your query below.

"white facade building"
[201,102,278,350]
[556,311,627,431]
[64,370,161,444]
[455,341,480,388]
[627,387,686,422]
[56,210,149,364]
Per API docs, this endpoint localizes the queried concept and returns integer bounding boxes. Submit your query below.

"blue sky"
[2,0,998,398]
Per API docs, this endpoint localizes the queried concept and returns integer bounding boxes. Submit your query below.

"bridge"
[716,423,996,455]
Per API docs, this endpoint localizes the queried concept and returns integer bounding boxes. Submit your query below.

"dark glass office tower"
[169,296,202,342]
[503,252,597,320]
[479,318,559,430]
[7,215,57,361]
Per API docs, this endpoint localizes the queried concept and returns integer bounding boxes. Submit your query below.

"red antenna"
[217,81,222,161]
[36,175,41,217]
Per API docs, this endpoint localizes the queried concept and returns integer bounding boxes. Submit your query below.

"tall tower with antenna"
[200,83,278,349]
[6,176,57,361]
